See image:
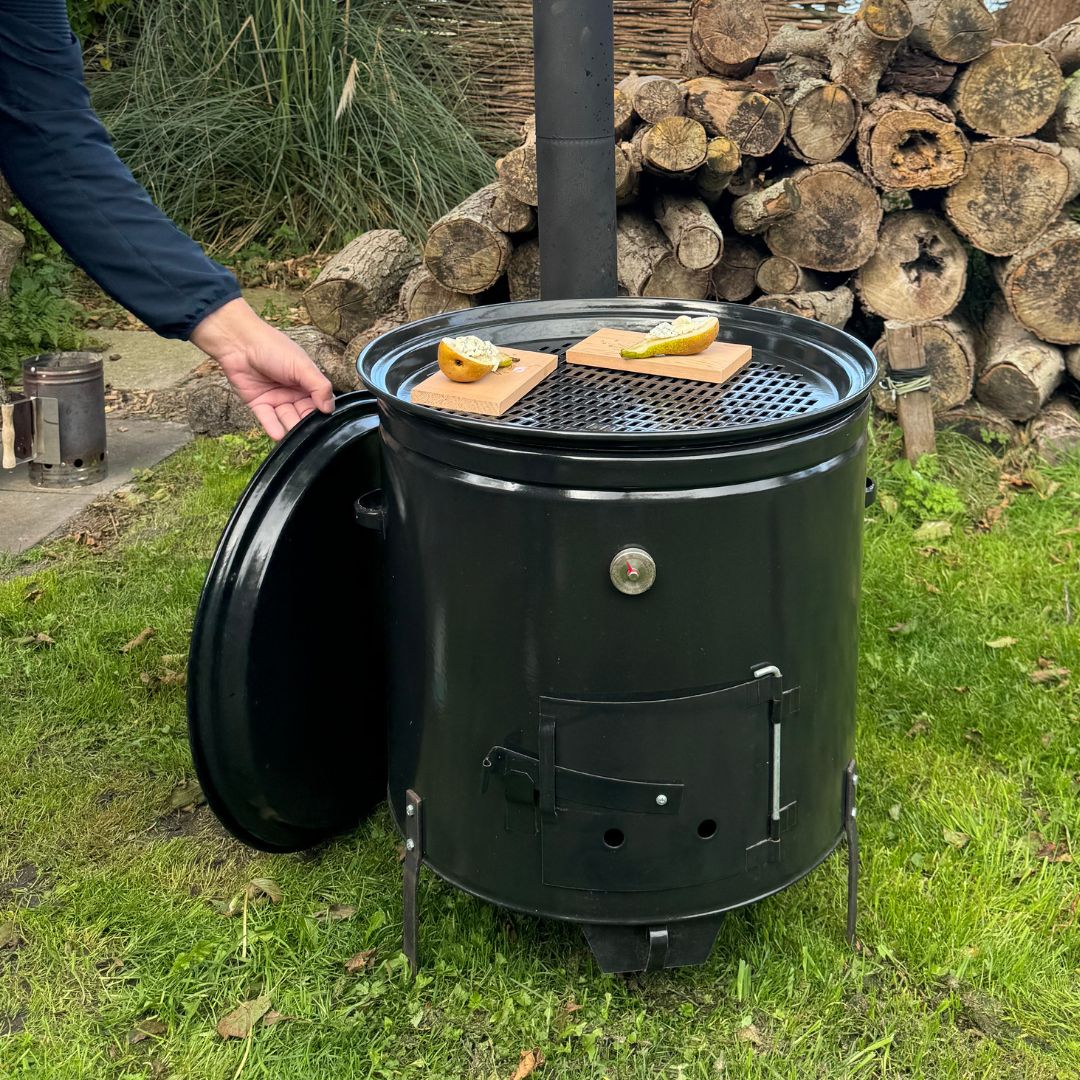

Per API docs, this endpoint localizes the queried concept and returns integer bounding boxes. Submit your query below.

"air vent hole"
[697,819,717,840]
[604,828,625,849]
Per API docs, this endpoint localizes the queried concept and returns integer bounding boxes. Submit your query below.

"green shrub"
[90,0,493,253]
[890,456,967,523]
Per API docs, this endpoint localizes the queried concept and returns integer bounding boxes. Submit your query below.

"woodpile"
[307,3,1080,464]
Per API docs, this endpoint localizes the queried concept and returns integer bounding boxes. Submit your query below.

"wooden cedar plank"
[410,347,556,416]
[566,327,751,385]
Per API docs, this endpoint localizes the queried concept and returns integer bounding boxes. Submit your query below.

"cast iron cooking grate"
[429,339,834,434]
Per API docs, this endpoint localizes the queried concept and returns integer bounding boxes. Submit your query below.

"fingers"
[252,402,286,442]
[295,356,336,415]
[275,402,302,434]
[295,399,317,421]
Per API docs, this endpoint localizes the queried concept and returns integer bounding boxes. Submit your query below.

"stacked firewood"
[301,4,1080,462]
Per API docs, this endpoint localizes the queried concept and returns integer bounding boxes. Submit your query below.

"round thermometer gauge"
[609,547,657,596]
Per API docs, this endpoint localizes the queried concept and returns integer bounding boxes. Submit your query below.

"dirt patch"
[105,387,189,424]
[0,864,45,909]
[150,805,232,845]
[0,1010,26,1036]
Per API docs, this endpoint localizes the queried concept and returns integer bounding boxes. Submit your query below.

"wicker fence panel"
[410,1,842,140]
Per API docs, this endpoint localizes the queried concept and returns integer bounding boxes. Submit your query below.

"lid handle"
[354,489,386,537]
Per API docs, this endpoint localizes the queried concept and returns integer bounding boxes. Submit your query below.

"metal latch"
[746,664,800,861]
[481,745,683,816]
[0,392,60,470]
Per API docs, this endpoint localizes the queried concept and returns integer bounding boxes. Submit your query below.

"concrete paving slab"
[0,418,191,554]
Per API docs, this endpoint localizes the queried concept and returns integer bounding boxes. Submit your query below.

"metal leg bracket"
[843,760,859,947]
[403,789,423,975]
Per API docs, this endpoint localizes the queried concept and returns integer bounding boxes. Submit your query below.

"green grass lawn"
[1,426,1078,1079]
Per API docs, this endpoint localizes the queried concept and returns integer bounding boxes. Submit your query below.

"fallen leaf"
[312,904,356,922]
[344,949,377,973]
[508,1048,545,1080]
[261,1010,287,1027]
[23,587,44,604]
[120,627,155,654]
[952,686,970,693]
[888,621,915,635]
[917,545,942,558]
[888,804,902,822]
[1031,834,1073,864]
[985,637,1018,649]
[906,719,928,738]
[1030,660,1069,685]
[736,1024,765,1047]
[169,781,205,810]
[943,828,970,850]
[15,632,55,648]
[878,493,898,516]
[964,728,983,745]
[0,921,19,949]
[914,520,952,541]
[560,1000,583,1016]
[925,583,942,594]
[128,1018,166,1045]
[246,878,282,904]
[217,995,271,1039]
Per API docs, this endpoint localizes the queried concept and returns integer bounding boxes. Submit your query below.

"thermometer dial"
[609,547,656,596]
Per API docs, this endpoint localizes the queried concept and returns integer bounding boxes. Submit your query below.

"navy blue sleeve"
[0,0,242,339]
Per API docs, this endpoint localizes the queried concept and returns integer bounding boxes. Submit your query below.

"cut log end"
[684,79,787,157]
[400,266,475,321]
[951,44,1064,138]
[975,301,1064,420]
[1030,396,1080,465]
[731,178,801,235]
[751,286,854,328]
[907,0,995,63]
[423,186,512,296]
[638,117,709,176]
[786,82,860,164]
[871,315,976,415]
[711,235,764,301]
[654,193,724,270]
[689,0,770,78]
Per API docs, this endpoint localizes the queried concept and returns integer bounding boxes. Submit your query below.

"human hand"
[190,298,335,441]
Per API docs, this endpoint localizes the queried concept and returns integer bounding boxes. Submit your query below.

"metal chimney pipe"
[532,0,618,300]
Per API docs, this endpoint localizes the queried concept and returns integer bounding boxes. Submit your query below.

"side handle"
[354,488,387,537]
[864,477,876,508]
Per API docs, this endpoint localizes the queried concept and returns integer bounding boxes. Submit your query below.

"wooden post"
[885,321,936,463]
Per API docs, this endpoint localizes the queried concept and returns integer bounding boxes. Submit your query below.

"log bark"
[886,322,938,461]
[695,135,742,201]
[689,0,770,79]
[751,287,854,328]
[731,178,801,234]
[616,212,672,296]
[950,43,1064,137]
[489,184,535,234]
[783,81,860,164]
[765,163,883,272]
[906,0,996,62]
[871,314,977,414]
[0,174,14,218]
[507,238,541,301]
[711,235,764,300]
[187,374,258,437]
[994,215,1080,344]
[1000,0,1079,45]
[856,92,969,190]
[343,311,408,372]
[634,117,709,176]
[495,142,538,207]
[423,185,513,296]
[937,400,1019,447]
[975,300,1064,418]
[304,229,418,342]
[1037,16,1080,73]
[399,265,475,321]
[1068,344,1080,381]
[942,138,1079,255]
[683,78,787,157]
[1029,394,1080,464]
[761,0,915,103]
[281,325,357,393]
[614,87,635,139]
[0,220,25,299]
[615,143,640,203]
[1049,73,1080,147]
[754,256,821,294]
[653,193,724,270]
[645,259,712,299]
[618,73,685,123]
[856,211,967,322]
[881,46,959,94]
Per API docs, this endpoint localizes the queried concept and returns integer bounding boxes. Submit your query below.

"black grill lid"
[358,299,876,445]
[187,393,386,852]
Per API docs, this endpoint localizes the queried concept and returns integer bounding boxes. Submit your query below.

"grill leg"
[843,760,859,947]
[403,789,423,975]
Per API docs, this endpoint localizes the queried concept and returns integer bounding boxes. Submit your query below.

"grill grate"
[409,339,835,435]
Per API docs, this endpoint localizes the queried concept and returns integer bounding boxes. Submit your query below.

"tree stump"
[855,211,967,322]
[762,0,915,103]
[755,256,821,294]
[936,400,1018,449]
[783,81,860,164]
[856,93,968,190]
[906,0,995,63]
[495,142,538,207]
[695,135,742,201]
[618,73,685,123]
[654,193,724,270]
[871,315,976,414]
[400,266,475,321]
[975,300,1064,420]
[711,235,764,300]
[683,79,787,157]
[942,138,1079,256]
[0,220,25,299]
[731,178,801,234]
[751,287,854,328]
[634,117,709,176]
[994,215,1080,345]
[1029,395,1080,465]
[765,163,882,272]
[689,0,770,79]
[423,186,513,296]
[508,238,542,301]
[304,230,418,343]
[950,44,1064,138]
[489,185,535,234]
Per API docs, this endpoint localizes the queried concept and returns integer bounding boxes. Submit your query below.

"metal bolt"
[655,793,668,806]
[405,804,415,817]
[853,774,859,786]
[405,838,416,851]
[851,807,858,819]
